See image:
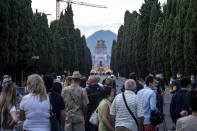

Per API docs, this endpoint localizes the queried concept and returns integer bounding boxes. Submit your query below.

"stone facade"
[92,40,110,68]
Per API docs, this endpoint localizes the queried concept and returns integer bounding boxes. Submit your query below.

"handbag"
[122,93,139,130]
[89,108,99,126]
[150,110,164,125]
[150,94,164,126]
[48,92,61,131]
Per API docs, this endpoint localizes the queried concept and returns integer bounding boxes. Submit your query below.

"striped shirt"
[110,90,144,131]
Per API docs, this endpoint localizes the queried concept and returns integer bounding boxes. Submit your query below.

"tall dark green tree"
[147,2,161,71]
[0,0,9,75]
[184,0,197,75]
[111,0,197,79]
[0,1,92,84]
[7,0,20,80]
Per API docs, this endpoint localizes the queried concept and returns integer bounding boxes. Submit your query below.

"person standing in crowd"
[80,75,87,88]
[98,86,115,131]
[156,74,165,92]
[0,82,18,131]
[170,77,191,128]
[169,73,181,94]
[160,73,166,90]
[63,76,72,90]
[104,77,116,95]
[121,72,144,93]
[43,75,65,130]
[190,75,196,89]
[102,74,116,90]
[61,71,89,131]
[1,75,22,100]
[137,75,157,131]
[19,74,50,131]
[176,89,197,131]
[52,73,63,94]
[85,76,103,131]
[96,76,103,88]
[2,75,9,87]
[155,74,165,113]
[104,78,114,87]
[110,79,144,131]
[60,75,66,86]
[129,72,144,93]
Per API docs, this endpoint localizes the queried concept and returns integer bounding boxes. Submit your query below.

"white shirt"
[1,106,16,131]
[98,83,104,88]
[110,90,144,131]
[176,115,197,131]
[19,94,50,131]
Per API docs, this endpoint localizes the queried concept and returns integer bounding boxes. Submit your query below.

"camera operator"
[155,74,165,113]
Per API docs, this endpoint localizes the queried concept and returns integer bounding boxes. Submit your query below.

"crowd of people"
[0,71,196,131]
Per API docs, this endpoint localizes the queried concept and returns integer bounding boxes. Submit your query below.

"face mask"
[27,86,31,93]
[3,78,9,83]
[177,75,180,78]
[156,74,160,78]
[108,97,113,103]
[170,81,172,84]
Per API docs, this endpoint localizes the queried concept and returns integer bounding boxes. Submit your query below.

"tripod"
[157,91,168,131]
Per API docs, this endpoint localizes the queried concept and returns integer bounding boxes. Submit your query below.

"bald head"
[124,79,136,91]
[87,76,98,86]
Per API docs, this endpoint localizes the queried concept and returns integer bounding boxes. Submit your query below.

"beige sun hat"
[72,71,81,79]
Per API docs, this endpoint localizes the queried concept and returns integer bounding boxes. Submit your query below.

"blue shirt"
[137,86,157,125]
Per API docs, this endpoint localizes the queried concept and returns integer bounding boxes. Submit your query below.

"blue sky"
[32,0,166,37]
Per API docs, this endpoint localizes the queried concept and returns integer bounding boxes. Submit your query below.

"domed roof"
[95,40,107,54]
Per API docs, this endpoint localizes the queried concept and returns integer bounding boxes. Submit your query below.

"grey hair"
[124,79,136,91]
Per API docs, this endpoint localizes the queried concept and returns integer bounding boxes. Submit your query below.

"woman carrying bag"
[98,86,115,131]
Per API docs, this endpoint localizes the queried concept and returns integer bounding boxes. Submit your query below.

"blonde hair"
[63,76,72,89]
[0,82,16,128]
[28,74,47,102]
[104,78,113,87]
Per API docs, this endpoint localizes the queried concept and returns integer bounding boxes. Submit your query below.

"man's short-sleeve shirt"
[110,90,144,131]
[61,84,89,123]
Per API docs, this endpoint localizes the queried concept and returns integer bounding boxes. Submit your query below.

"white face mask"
[108,97,113,103]
[170,81,172,84]
[177,75,180,78]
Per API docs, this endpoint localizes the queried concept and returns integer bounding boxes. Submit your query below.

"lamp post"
[32,56,40,73]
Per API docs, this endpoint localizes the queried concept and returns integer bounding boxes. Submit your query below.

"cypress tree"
[0,0,9,74]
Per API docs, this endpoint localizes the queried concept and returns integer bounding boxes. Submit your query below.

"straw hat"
[72,71,81,79]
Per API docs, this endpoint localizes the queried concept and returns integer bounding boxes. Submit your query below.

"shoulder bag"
[122,92,139,130]
[89,108,99,126]
[150,94,164,126]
